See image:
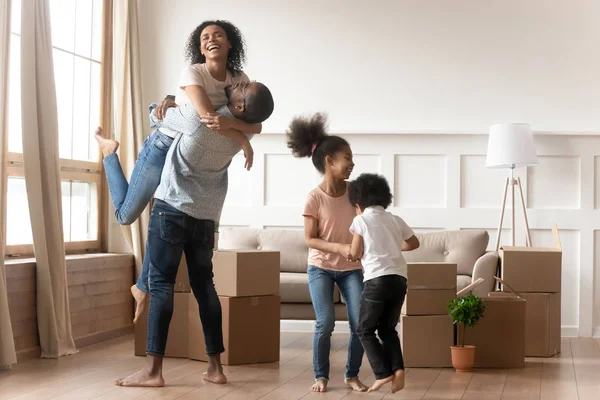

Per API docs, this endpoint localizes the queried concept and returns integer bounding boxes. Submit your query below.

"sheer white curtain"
[20,0,77,358]
[0,0,17,371]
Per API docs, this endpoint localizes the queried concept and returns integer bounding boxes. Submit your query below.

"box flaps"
[494,276,525,299]
[456,278,484,297]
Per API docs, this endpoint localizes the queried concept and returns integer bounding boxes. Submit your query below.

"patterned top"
[150,103,250,222]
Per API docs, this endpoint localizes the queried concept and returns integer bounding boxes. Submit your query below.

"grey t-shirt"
[151,103,249,222]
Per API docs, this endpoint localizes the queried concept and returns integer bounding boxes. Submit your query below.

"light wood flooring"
[1,333,599,400]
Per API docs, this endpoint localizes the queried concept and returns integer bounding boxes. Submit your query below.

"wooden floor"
[1,333,599,400]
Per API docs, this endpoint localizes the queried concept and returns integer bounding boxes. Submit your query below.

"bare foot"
[114,368,164,387]
[94,127,119,157]
[391,369,405,393]
[202,360,227,384]
[131,285,148,324]
[310,379,328,392]
[368,375,393,392]
[345,377,368,392]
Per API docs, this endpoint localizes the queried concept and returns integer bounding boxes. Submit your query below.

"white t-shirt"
[349,206,415,282]
[159,63,250,137]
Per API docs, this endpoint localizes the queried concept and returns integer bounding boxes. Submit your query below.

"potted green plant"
[447,293,486,372]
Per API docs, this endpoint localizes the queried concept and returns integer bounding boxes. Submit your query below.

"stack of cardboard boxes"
[189,250,281,365]
[499,225,562,357]
[400,262,457,368]
[135,250,282,366]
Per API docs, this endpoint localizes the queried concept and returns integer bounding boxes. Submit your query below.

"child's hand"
[337,244,352,259]
[202,113,233,132]
[241,141,254,171]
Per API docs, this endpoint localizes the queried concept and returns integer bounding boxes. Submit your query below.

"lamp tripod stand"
[494,167,532,252]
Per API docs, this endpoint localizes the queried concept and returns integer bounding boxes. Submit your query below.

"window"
[4,0,106,256]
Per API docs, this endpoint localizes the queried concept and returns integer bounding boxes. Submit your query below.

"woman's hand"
[201,113,234,132]
[241,141,254,171]
[155,98,177,120]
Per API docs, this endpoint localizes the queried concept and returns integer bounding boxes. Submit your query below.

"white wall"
[135,0,600,336]
[137,0,600,134]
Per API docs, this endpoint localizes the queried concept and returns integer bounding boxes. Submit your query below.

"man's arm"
[151,102,204,136]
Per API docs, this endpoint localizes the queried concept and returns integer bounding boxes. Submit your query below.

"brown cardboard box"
[402,289,456,315]
[175,254,191,292]
[401,315,454,367]
[459,280,526,368]
[500,225,562,293]
[213,250,280,297]
[406,263,457,290]
[523,292,561,357]
[134,292,190,358]
[189,295,280,365]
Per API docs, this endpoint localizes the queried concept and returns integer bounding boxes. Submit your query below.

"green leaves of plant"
[447,293,486,328]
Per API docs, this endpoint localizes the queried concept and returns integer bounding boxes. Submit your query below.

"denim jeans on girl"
[103,129,173,292]
[307,265,364,381]
[145,199,223,356]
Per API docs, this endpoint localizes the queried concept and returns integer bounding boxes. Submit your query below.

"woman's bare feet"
[345,377,368,392]
[202,354,227,384]
[391,369,405,393]
[310,379,328,392]
[114,368,164,387]
[368,375,393,392]
[94,127,119,157]
[131,285,148,324]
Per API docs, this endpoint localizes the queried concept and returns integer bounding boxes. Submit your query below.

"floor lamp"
[486,123,538,252]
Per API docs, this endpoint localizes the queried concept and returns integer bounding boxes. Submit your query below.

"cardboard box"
[406,263,457,290]
[213,250,280,297]
[401,315,454,367]
[135,292,190,358]
[189,295,280,365]
[175,254,191,292]
[523,292,561,357]
[500,224,562,293]
[459,278,526,368]
[402,289,456,315]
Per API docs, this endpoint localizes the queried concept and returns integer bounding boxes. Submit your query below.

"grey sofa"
[218,228,498,320]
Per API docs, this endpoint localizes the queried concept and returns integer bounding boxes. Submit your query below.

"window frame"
[2,0,112,258]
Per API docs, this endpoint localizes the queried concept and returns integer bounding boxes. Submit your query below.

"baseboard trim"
[74,324,134,348]
[16,346,41,362]
[283,320,580,338]
[561,326,578,337]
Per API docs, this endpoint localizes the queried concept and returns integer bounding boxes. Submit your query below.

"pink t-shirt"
[302,186,362,272]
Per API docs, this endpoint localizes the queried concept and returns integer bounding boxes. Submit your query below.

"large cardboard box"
[401,315,453,367]
[189,295,281,365]
[406,262,457,290]
[402,289,456,315]
[522,292,561,357]
[213,250,280,297]
[499,225,562,293]
[459,280,526,368]
[134,292,190,358]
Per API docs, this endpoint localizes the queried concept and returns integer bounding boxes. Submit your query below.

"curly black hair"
[348,173,393,210]
[185,20,246,74]
[286,113,350,174]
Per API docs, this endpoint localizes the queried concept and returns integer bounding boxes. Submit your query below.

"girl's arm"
[349,232,364,262]
[304,216,351,258]
[402,235,420,251]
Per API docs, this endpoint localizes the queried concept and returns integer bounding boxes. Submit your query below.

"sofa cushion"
[403,230,489,276]
[219,228,309,273]
[280,272,340,303]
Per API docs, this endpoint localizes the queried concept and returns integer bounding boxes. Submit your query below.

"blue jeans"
[103,129,173,293]
[145,199,224,357]
[307,265,364,381]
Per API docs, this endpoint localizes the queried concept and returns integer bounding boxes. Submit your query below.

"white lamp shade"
[486,123,538,168]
